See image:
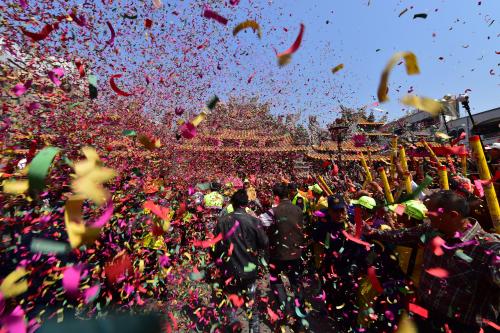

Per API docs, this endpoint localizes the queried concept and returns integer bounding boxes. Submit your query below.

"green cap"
[403,200,427,220]
[308,184,323,194]
[350,196,376,210]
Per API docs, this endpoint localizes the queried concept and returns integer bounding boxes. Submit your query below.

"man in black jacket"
[267,183,306,327]
[214,189,268,333]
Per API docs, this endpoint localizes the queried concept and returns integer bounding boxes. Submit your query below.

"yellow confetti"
[331,63,344,74]
[2,179,29,194]
[138,134,161,150]
[401,95,443,116]
[0,268,29,298]
[64,196,102,248]
[233,20,262,39]
[191,111,207,127]
[435,131,451,139]
[377,52,420,103]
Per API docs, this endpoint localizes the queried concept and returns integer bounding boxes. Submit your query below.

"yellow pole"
[360,153,373,183]
[398,146,412,194]
[469,135,500,233]
[317,175,333,196]
[390,136,398,184]
[438,165,449,190]
[460,144,467,176]
[378,167,394,204]
[421,140,442,167]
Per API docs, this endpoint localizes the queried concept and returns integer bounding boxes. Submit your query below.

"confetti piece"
[267,307,279,323]
[138,134,161,150]
[0,306,27,333]
[30,238,70,254]
[408,303,428,318]
[342,230,371,250]
[203,8,228,25]
[122,130,137,136]
[64,196,102,248]
[454,250,473,263]
[425,267,448,278]
[110,74,133,97]
[377,52,420,103]
[228,294,244,307]
[2,180,29,195]
[482,319,500,330]
[21,23,58,41]
[398,8,409,17]
[27,147,60,194]
[331,63,344,74]
[62,266,82,296]
[243,262,256,272]
[84,284,100,304]
[233,20,262,39]
[48,67,64,87]
[11,80,32,96]
[152,0,162,9]
[430,236,445,256]
[277,23,305,66]
[193,233,223,248]
[0,268,29,298]
[413,13,428,19]
[105,21,116,46]
[401,95,443,116]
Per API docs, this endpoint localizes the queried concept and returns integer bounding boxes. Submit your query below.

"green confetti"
[206,95,220,110]
[243,262,257,272]
[122,130,137,136]
[30,238,70,255]
[28,147,61,194]
[454,249,473,263]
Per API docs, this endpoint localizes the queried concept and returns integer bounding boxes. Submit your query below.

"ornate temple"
[174,97,308,180]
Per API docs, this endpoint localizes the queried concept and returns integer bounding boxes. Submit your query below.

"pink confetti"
[48,67,64,86]
[62,266,82,296]
[431,236,445,256]
[11,80,32,97]
[425,267,449,278]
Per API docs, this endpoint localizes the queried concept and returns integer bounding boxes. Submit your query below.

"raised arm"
[365,222,432,245]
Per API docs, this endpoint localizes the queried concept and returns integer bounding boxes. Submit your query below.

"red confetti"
[203,9,228,25]
[277,23,305,59]
[425,267,449,278]
[21,23,58,41]
[408,303,428,318]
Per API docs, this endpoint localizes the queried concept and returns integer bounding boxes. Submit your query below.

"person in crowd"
[365,190,500,333]
[267,183,307,330]
[213,189,269,333]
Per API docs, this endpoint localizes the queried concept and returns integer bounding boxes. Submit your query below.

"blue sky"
[4,0,499,125]
[210,0,499,123]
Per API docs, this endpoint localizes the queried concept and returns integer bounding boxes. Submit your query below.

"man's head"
[327,194,346,221]
[424,190,470,237]
[273,182,289,199]
[231,189,249,209]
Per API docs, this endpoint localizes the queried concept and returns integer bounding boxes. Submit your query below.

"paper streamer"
[233,20,261,38]
[401,95,442,116]
[62,266,82,296]
[110,74,133,96]
[377,52,420,103]
[27,147,60,194]
[21,23,58,41]
[30,238,70,254]
[277,23,305,66]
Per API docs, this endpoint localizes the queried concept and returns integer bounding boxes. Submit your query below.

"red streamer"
[277,23,305,58]
[109,74,133,96]
[203,9,228,25]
